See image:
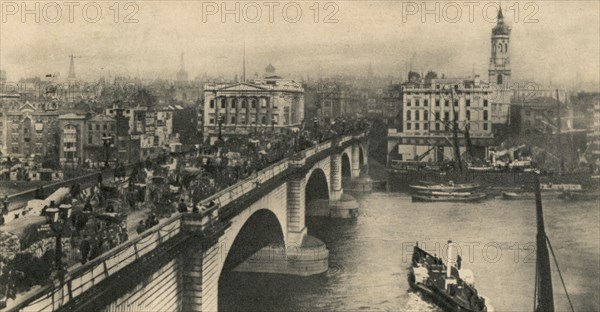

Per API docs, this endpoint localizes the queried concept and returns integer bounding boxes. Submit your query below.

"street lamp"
[102,136,114,168]
[218,115,225,141]
[271,117,276,132]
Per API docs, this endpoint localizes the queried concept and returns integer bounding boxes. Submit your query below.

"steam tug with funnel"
[408,241,488,312]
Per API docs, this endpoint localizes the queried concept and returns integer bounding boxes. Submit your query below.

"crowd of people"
[0,117,371,301]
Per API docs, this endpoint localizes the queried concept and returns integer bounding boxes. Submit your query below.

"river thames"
[220,191,599,312]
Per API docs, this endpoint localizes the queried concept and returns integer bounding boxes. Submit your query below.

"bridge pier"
[180,240,219,312]
[351,145,361,178]
[233,236,329,276]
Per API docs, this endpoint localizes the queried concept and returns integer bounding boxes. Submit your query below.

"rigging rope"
[546,236,575,312]
[533,253,538,312]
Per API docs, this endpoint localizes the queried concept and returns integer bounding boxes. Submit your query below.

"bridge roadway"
[7,133,369,312]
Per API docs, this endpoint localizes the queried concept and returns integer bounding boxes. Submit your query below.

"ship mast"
[450,85,463,171]
[556,89,564,174]
[533,174,554,312]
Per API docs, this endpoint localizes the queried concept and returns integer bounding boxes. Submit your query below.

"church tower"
[489,7,511,87]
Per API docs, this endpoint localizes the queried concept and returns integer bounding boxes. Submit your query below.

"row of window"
[407,110,488,121]
[208,115,280,125]
[88,123,116,131]
[209,98,277,110]
[406,122,489,131]
[406,98,488,107]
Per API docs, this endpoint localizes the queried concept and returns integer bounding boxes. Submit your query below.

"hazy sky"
[1,1,599,89]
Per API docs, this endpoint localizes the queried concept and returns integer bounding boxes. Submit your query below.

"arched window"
[261,116,267,124]
[251,99,257,109]
[220,98,226,108]
[504,43,508,52]
[498,44,503,52]
[466,110,471,120]
[415,110,420,121]
[241,99,247,109]
[231,99,236,109]
[406,110,411,120]
[497,75,503,85]
[483,110,488,121]
[231,116,236,124]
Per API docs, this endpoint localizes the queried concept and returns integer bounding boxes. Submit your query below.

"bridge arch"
[305,167,330,202]
[358,144,366,167]
[218,209,285,309]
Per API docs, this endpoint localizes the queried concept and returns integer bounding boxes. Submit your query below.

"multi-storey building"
[58,113,86,165]
[0,98,59,157]
[84,114,116,165]
[202,74,304,143]
[387,76,495,164]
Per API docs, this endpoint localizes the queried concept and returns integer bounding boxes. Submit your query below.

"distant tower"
[68,53,77,81]
[489,7,511,87]
[176,51,189,81]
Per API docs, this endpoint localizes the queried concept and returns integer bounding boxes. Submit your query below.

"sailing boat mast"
[450,85,463,171]
[556,89,564,174]
[533,174,554,312]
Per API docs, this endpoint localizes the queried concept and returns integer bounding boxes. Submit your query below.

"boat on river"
[408,241,488,312]
[501,191,535,200]
[409,181,480,192]
[560,190,600,201]
[412,192,486,203]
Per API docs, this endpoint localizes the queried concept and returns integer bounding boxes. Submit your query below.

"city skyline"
[1,1,599,90]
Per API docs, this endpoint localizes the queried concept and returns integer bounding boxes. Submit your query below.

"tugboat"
[408,241,488,312]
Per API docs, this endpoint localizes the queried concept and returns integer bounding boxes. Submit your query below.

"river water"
[220,191,600,312]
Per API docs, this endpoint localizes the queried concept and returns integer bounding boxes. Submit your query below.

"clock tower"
[489,7,511,87]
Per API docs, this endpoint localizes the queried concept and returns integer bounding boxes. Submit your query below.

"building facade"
[0,99,59,157]
[387,77,495,164]
[58,113,87,165]
[202,78,304,143]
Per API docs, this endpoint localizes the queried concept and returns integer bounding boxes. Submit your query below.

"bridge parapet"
[8,133,366,312]
[7,215,184,312]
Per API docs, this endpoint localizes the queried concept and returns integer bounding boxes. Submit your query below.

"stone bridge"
[8,133,370,312]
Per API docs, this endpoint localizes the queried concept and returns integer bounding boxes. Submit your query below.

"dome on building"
[265,64,276,74]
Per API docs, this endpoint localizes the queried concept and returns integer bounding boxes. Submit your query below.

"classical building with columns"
[202,77,304,143]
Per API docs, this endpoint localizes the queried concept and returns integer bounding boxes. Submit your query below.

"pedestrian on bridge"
[2,195,9,215]
[136,220,146,234]
[79,235,91,265]
[178,199,188,213]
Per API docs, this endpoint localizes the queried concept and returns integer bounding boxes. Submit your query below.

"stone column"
[255,97,260,129]
[351,144,360,178]
[330,153,343,201]
[235,97,240,128]
[286,175,307,246]
[225,97,231,128]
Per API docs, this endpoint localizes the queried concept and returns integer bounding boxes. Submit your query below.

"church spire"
[497,5,504,20]
[68,52,77,81]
